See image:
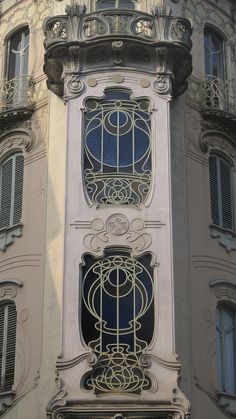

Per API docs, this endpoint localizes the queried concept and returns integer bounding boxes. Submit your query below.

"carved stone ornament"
[63,73,84,100]
[43,7,192,99]
[200,126,236,159]
[210,225,236,252]
[81,215,152,256]
[0,128,35,156]
[0,280,23,299]
[0,224,23,252]
[154,73,172,95]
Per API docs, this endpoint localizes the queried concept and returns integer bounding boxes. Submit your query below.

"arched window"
[5,27,29,107]
[81,249,154,394]
[209,154,234,230]
[204,27,224,80]
[216,305,236,393]
[83,89,152,206]
[96,0,137,10]
[0,153,24,230]
[0,302,17,393]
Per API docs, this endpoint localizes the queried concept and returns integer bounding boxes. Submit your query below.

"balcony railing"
[0,76,34,112]
[200,76,236,115]
[43,7,192,50]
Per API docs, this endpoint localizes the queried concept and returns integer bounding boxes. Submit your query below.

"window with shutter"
[216,305,236,394]
[0,302,17,393]
[0,153,24,230]
[209,154,234,230]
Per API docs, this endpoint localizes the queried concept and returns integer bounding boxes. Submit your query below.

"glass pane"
[204,28,224,80]
[7,28,29,79]
[83,89,152,206]
[81,249,154,394]
[96,0,135,9]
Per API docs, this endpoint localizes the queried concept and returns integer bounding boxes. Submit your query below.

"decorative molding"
[200,125,236,158]
[0,128,35,156]
[79,215,157,255]
[0,280,23,299]
[210,279,236,302]
[210,225,236,253]
[0,224,23,252]
[43,8,192,99]
[63,73,84,100]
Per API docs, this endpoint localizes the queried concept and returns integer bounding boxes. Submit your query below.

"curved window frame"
[83,88,152,207]
[4,26,30,109]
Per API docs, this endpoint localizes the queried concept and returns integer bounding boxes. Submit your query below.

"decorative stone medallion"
[106,214,129,236]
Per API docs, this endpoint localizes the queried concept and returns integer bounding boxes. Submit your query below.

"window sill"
[0,391,15,415]
[209,224,236,252]
[216,392,236,417]
[0,224,23,252]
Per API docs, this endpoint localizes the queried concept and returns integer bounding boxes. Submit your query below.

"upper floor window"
[204,28,225,80]
[209,154,234,231]
[83,89,152,206]
[96,0,136,10]
[5,27,29,107]
[0,302,17,393]
[216,305,236,394]
[0,153,24,231]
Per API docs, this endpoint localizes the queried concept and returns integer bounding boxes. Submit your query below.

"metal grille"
[83,90,152,206]
[81,250,154,394]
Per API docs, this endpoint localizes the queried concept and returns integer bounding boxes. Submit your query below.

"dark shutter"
[13,154,24,225]
[220,159,233,230]
[209,155,219,226]
[0,303,17,393]
[0,158,13,229]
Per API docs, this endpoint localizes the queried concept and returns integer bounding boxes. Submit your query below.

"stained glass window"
[81,249,154,394]
[83,89,152,206]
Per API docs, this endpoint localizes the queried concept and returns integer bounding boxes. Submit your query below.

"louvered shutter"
[0,154,24,230]
[220,159,233,230]
[0,158,13,229]
[0,303,17,393]
[209,155,219,226]
[13,154,24,225]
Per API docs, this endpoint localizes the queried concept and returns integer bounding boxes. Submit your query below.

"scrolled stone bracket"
[63,72,84,101]
[154,73,173,96]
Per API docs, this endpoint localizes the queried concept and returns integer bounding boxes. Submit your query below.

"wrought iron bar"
[0,76,34,110]
[200,76,236,114]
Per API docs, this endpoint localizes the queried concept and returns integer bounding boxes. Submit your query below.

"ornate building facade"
[0,0,235,418]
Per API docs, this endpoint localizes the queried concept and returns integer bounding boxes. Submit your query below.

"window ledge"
[0,224,23,252]
[210,224,236,252]
[216,392,236,417]
[0,391,15,415]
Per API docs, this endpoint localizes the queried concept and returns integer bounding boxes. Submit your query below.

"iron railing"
[0,76,34,111]
[200,76,236,114]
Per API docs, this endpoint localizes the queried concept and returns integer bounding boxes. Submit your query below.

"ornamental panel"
[81,249,154,394]
[83,89,152,206]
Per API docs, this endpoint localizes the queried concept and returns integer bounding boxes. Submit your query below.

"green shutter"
[209,155,219,226]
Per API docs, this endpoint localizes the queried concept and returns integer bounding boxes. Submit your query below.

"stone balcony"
[43,4,192,98]
[0,76,34,127]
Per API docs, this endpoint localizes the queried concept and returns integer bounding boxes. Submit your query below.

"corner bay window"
[81,249,154,394]
[0,154,24,230]
[83,89,152,206]
[217,305,236,394]
[0,302,17,393]
[209,154,234,231]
